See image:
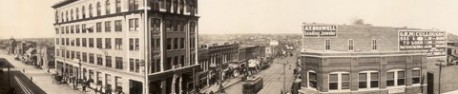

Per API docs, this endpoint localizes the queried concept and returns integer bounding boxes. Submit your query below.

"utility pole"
[283,61,287,94]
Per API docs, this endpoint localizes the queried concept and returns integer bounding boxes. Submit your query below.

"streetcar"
[242,76,263,94]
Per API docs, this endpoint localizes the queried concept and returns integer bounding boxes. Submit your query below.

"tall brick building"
[299,23,446,94]
[52,0,199,94]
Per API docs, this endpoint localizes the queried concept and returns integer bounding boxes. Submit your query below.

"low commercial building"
[196,42,239,90]
[299,23,446,94]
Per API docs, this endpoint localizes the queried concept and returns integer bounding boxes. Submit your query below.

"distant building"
[299,23,446,94]
[52,0,199,94]
[196,42,239,89]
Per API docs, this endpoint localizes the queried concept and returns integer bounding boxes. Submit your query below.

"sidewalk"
[199,76,243,93]
[1,53,94,94]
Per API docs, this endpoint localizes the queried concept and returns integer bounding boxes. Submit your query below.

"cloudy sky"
[1,0,458,38]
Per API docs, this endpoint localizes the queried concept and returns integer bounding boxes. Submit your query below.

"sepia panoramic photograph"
[2,0,458,94]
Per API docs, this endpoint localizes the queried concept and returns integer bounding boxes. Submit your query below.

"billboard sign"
[303,24,337,37]
[398,30,447,57]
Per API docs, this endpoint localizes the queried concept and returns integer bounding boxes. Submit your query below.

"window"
[89,38,94,48]
[66,26,69,34]
[97,38,103,49]
[76,38,80,46]
[325,39,331,50]
[329,74,338,90]
[115,0,121,13]
[105,38,111,49]
[165,20,171,32]
[370,72,379,88]
[115,20,122,32]
[66,50,69,59]
[71,51,75,59]
[129,38,139,51]
[174,38,178,49]
[65,11,68,21]
[308,71,317,89]
[105,21,111,32]
[82,38,87,47]
[398,71,405,85]
[76,8,79,19]
[56,49,60,56]
[129,18,139,31]
[97,54,103,65]
[76,25,80,33]
[372,39,377,50]
[70,9,73,20]
[128,0,138,11]
[115,38,122,50]
[387,72,395,86]
[115,57,123,69]
[150,18,161,33]
[96,22,102,32]
[359,71,379,89]
[61,38,65,45]
[130,58,134,72]
[190,22,196,33]
[387,70,405,87]
[412,69,421,84]
[89,53,95,64]
[106,0,111,14]
[61,27,64,34]
[82,6,86,18]
[348,39,354,50]
[329,72,350,91]
[56,38,59,45]
[106,56,112,67]
[71,25,74,34]
[82,52,87,62]
[167,38,172,50]
[66,38,69,46]
[76,52,81,60]
[359,73,367,89]
[190,38,195,48]
[180,38,184,49]
[71,38,75,46]
[129,59,140,72]
[82,24,86,33]
[89,4,93,17]
[96,2,101,16]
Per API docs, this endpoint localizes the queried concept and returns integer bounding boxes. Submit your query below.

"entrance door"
[427,72,434,94]
[129,80,143,94]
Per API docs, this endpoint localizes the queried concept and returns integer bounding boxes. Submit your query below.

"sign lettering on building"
[303,25,337,37]
[398,30,447,57]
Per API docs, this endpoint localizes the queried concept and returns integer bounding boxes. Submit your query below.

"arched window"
[106,0,111,14]
[70,9,73,20]
[386,69,405,87]
[89,4,93,17]
[329,72,350,91]
[82,6,86,18]
[358,71,379,89]
[75,8,79,19]
[61,12,64,22]
[97,2,101,16]
[65,11,68,22]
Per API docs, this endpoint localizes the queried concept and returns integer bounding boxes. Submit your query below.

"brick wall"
[302,25,400,52]
[301,54,427,94]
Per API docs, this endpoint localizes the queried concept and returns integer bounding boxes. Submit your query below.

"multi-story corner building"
[298,23,447,94]
[196,42,239,89]
[52,0,199,94]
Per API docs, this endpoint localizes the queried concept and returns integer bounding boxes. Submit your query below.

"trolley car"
[242,76,263,94]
